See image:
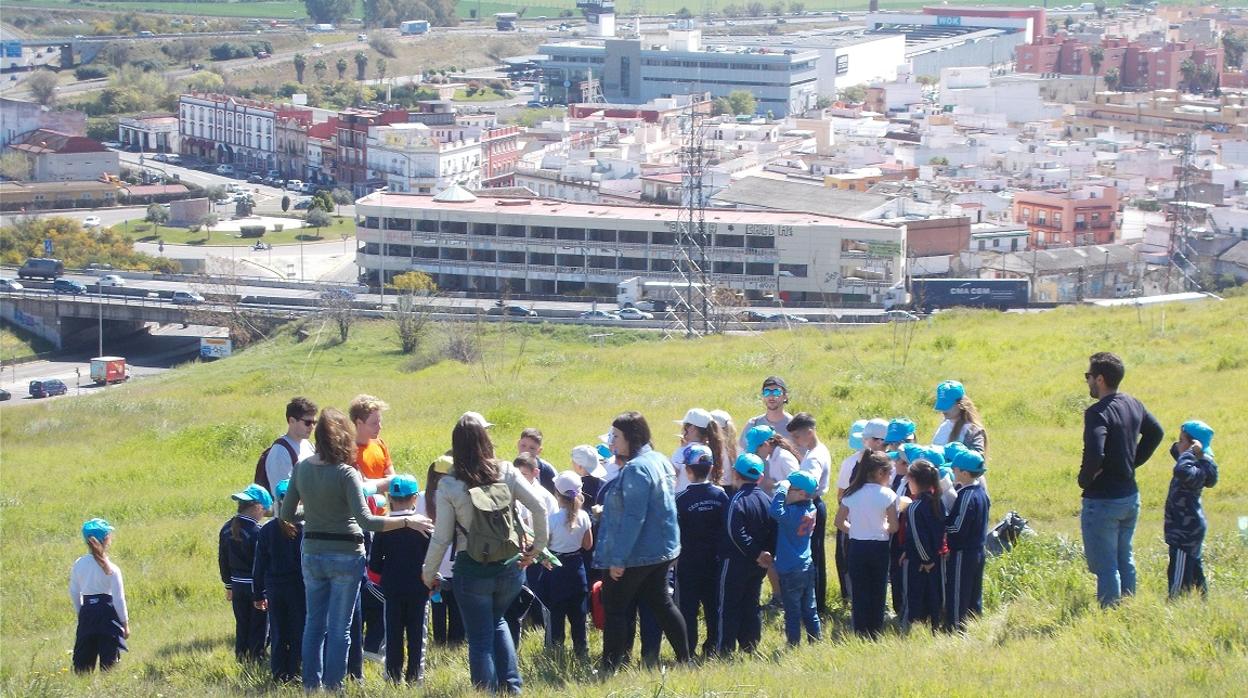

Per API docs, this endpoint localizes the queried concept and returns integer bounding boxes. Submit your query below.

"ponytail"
[560,491,583,529]
[87,537,112,575]
[907,459,943,519]
[844,450,890,499]
[702,422,726,487]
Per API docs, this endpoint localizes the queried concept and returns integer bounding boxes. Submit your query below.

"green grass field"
[0,324,55,363]
[2,296,1247,696]
[111,215,352,246]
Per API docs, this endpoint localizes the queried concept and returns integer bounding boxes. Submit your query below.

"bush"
[75,65,110,81]
[238,225,266,238]
[209,42,251,61]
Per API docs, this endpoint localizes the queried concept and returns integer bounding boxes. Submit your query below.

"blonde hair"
[315,407,357,465]
[348,394,389,424]
[87,536,112,575]
[558,491,583,528]
[951,396,988,457]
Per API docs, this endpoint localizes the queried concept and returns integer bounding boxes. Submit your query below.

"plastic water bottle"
[431,588,442,603]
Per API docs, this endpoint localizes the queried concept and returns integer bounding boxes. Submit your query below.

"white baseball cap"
[675,408,713,429]
[571,444,607,479]
[461,411,493,428]
[710,409,733,429]
[863,418,889,440]
[553,471,583,498]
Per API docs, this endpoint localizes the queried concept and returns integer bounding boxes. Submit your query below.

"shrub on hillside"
[238,225,266,238]
[75,65,110,81]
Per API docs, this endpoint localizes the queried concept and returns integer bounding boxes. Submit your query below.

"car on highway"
[884,310,920,323]
[52,278,88,295]
[319,288,356,303]
[215,164,235,176]
[18,257,64,280]
[0,387,10,401]
[0,278,23,291]
[616,307,654,321]
[578,309,619,321]
[82,215,102,228]
[29,378,68,399]
[762,313,809,327]
[171,290,205,305]
[525,101,544,108]
[357,33,368,41]
[488,304,537,317]
[97,274,126,287]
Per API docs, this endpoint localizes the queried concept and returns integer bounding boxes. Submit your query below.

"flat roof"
[357,192,894,229]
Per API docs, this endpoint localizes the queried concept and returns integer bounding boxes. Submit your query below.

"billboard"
[200,337,232,359]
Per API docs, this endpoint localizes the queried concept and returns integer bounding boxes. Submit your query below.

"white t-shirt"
[671,442,706,493]
[518,484,557,532]
[547,508,593,554]
[767,447,801,483]
[801,441,832,498]
[841,483,897,541]
[69,555,128,625]
[264,436,316,497]
[836,449,865,492]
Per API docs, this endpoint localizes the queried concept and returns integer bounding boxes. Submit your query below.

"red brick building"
[480,124,520,187]
[1012,185,1119,248]
[1016,35,1223,91]
[335,108,408,196]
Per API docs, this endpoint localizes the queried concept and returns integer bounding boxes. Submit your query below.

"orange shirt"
[355,438,392,480]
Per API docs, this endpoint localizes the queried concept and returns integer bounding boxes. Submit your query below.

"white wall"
[814,35,905,97]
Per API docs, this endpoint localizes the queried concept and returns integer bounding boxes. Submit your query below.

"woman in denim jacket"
[594,411,691,672]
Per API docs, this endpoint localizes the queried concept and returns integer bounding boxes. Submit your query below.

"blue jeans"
[1081,493,1139,607]
[454,567,524,694]
[301,552,364,690]
[779,564,821,646]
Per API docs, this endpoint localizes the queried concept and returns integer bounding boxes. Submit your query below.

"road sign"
[867,241,901,258]
[44,238,53,254]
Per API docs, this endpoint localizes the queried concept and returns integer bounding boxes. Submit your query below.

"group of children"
[69,377,1224,676]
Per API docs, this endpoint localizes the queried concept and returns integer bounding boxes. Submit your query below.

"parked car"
[616,307,654,321]
[215,164,235,176]
[97,274,126,287]
[18,257,64,280]
[247,174,264,184]
[53,278,88,295]
[82,215,102,228]
[0,387,10,401]
[293,197,314,210]
[285,179,304,192]
[29,379,68,398]
[357,33,368,41]
[578,309,618,321]
[255,50,271,59]
[488,304,537,317]
[171,290,205,304]
[0,278,24,291]
[525,101,544,108]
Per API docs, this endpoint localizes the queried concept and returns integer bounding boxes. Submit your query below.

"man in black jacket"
[1079,352,1164,607]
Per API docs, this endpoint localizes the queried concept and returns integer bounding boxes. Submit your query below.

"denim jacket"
[593,445,681,569]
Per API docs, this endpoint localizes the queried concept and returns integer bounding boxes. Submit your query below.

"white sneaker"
[362,650,385,664]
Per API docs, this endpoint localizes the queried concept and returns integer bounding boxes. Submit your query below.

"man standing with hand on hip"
[1079,352,1164,607]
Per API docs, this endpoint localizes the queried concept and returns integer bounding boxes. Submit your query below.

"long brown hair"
[716,416,739,482]
[229,501,255,542]
[844,450,891,499]
[315,407,357,466]
[87,536,112,575]
[690,421,727,488]
[612,411,652,462]
[907,459,943,520]
[425,452,452,522]
[453,416,500,488]
[951,396,988,457]
[558,491,583,528]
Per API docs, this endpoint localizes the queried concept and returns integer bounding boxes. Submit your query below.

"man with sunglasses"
[263,396,318,499]
[739,377,793,450]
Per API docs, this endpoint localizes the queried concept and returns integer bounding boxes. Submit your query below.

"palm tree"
[1196,63,1217,95]
[293,53,307,83]
[354,51,368,81]
[313,58,327,82]
[376,58,387,82]
[336,56,348,80]
[1179,58,1198,93]
[1088,46,1104,92]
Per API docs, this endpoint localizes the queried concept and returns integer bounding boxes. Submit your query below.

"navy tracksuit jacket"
[901,493,946,630]
[716,482,775,655]
[218,515,267,661]
[253,519,304,681]
[369,519,432,683]
[675,481,728,656]
[943,483,989,631]
[1164,446,1218,597]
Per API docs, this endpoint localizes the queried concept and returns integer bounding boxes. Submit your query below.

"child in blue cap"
[769,471,822,646]
[899,460,948,632]
[70,518,129,673]
[253,478,304,682]
[368,474,433,683]
[1165,420,1219,598]
[674,443,729,659]
[219,483,272,663]
[715,453,776,655]
[943,448,989,632]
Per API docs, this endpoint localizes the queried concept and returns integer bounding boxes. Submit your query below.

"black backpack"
[254,438,298,493]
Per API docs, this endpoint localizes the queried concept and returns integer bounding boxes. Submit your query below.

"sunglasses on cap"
[761,388,785,398]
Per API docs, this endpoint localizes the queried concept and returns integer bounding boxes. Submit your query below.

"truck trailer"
[89,356,129,385]
[885,278,1030,311]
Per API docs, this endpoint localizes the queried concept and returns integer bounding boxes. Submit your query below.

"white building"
[938,69,1063,125]
[177,93,310,173]
[704,32,906,99]
[354,187,904,301]
[366,123,482,194]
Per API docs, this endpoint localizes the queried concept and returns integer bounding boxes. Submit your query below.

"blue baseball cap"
[745,425,776,453]
[934,380,966,411]
[232,483,273,511]
[682,443,715,466]
[275,478,291,500]
[389,474,420,498]
[788,471,819,495]
[847,419,868,451]
[733,453,765,481]
[1180,420,1214,456]
[943,441,970,463]
[950,449,986,475]
[82,518,114,543]
[886,450,899,461]
[900,443,925,465]
[886,418,916,444]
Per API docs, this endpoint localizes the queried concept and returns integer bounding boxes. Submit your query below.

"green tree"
[25,71,58,107]
[294,53,307,84]
[1180,58,1198,92]
[1222,30,1246,70]
[675,7,693,19]
[306,207,332,232]
[0,216,173,271]
[336,56,349,80]
[0,152,31,181]
[331,187,355,212]
[1094,1,1107,19]
[1197,63,1217,94]
[354,51,369,81]
[746,2,765,17]
[789,2,805,14]
[313,58,328,82]
[146,203,169,225]
[376,57,387,82]
[311,190,335,213]
[1104,67,1121,92]
[839,84,867,103]
[726,89,757,115]
[235,197,255,218]
[281,195,291,212]
[304,0,354,24]
[183,70,224,93]
[722,4,742,17]
[770,2,785,17]
[1088,45,1105,92]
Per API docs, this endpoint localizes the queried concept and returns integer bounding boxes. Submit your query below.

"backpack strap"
[275,437,299,468]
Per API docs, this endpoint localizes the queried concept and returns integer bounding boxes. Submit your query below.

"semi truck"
[616,277,703,312]
[400,20,430,35]
[884,278,1030,312]
[90,356,129,385]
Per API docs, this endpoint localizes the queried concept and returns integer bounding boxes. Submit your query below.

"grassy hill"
[2,297,1246,696]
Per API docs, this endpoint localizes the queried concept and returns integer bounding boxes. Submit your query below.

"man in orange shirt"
[348,394,396,666]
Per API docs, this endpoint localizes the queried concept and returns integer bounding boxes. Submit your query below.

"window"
[746,235,774,250]
[836,54,849,76]
[778,263,808,278]
[651,231,677,246]
[442,247,467,261]
[499,250,525,264]
[619,229,648,244]
[500,224,525,238]
[619,256,647,270]
[1021,207,1031,222]
[1054,212,1062,228]
[746,262,775,276]
[978,240,987,251]
[1037,210,1047,226]
[528,252,554,265]
[530,226,555,239]
[715,234,744,248]
[557,227,586,240]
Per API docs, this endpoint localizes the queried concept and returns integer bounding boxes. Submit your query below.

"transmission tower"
[669,93,715,338]
[1165,131,1203,293]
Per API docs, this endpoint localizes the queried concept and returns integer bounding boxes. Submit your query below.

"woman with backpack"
[594,411,691,673]
[421,414,550,694]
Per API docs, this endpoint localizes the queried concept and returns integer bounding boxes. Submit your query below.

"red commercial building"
[1016,35,1223,91]
[336,107,408,197]
[1012,185,1119,248]
[480,124,520,187]
[923,6,1048,37]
